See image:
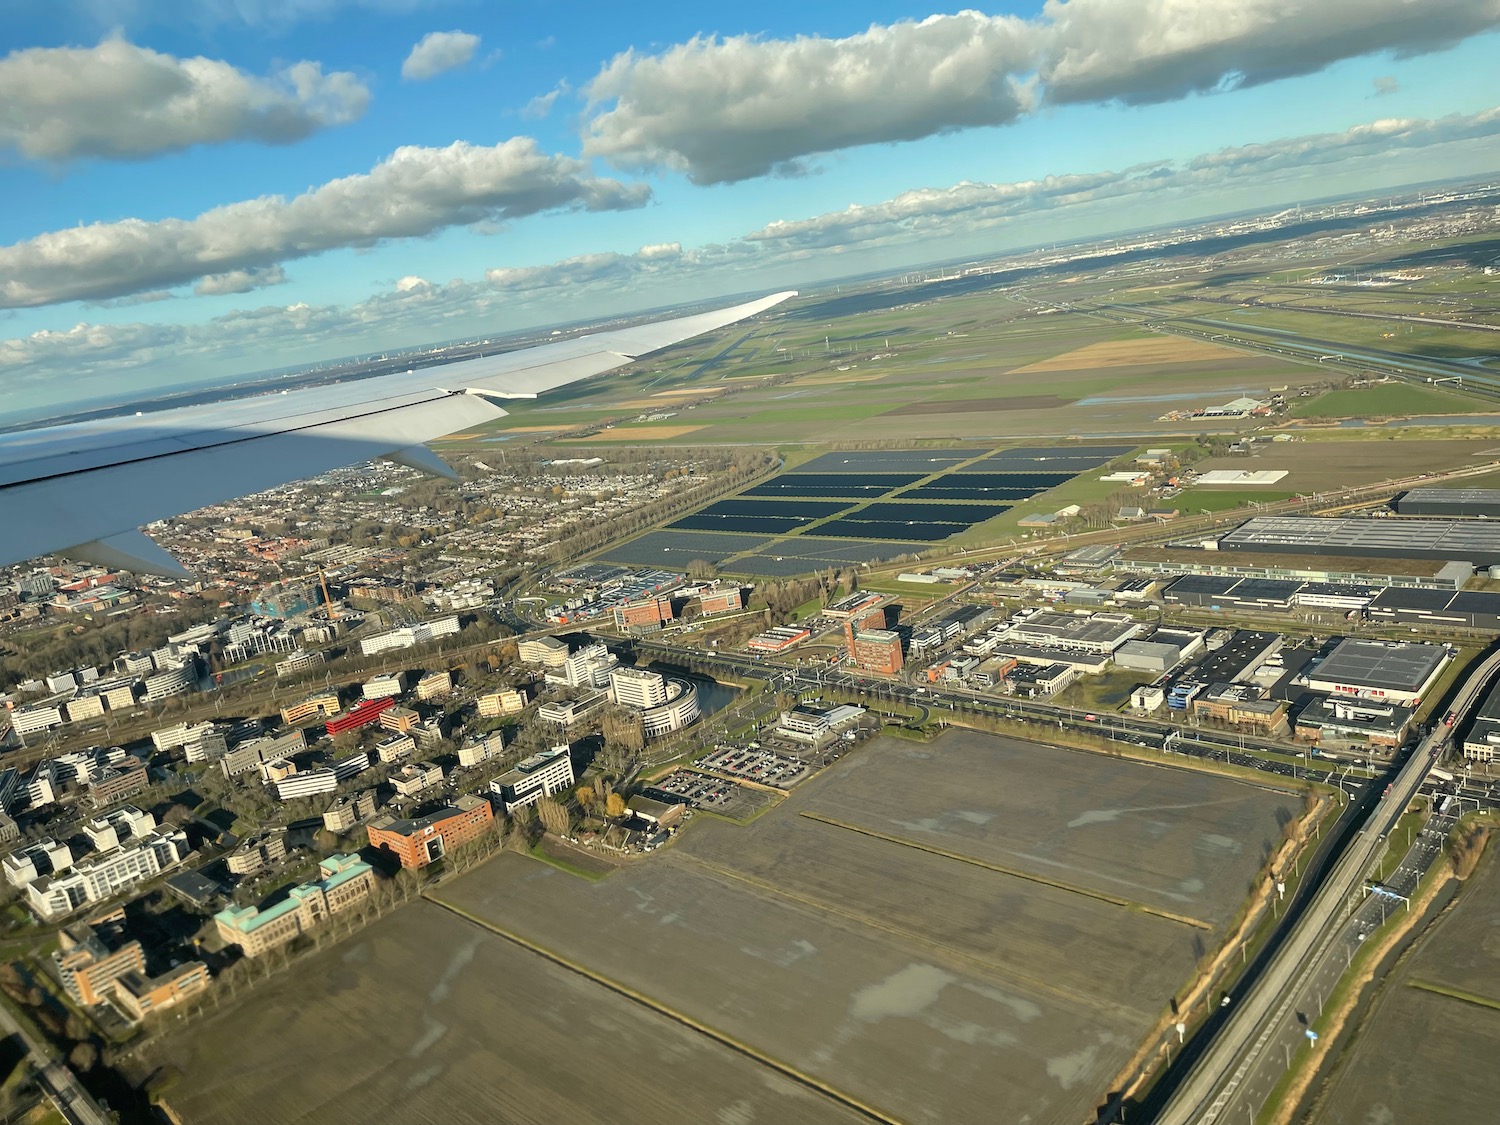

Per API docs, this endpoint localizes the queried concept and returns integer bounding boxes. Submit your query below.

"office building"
[83,806,154,852]
[272,769,337,801]
[359,616,460,657]
[491,747,575,814]
[280,691,340,726]
[367,796,494,868]
[362,672,405,700]
[275,648,326,678]
[610,666,668,709]
[111,962,211,1022]
[612,595,674,632]
[27,830,190,921]
[517,635,569,668]
[88,758,149,808]
[416,671,452,701]
[323,789,378,833]
[325,696,395,738]
[226,830,288,877]
[214,853,375,957]
[54,910,145,1006]
[1299,639,1449,706]
[537,690,606,729]
[221,729,306,778]
[458,732,504,768]
[849,628,904,675]
[478,688,528,717]
[1295,696,1414,754]
[390,761,445,798]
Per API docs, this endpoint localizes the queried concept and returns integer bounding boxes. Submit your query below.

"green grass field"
[1290,383,1482,419]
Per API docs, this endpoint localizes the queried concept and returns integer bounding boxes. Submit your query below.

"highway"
[1150,643,1500,1125]
[0,999,110,1125]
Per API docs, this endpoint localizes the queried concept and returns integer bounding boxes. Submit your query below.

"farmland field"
[143,902,872,1125]
[1289,382,1481,420]
[144,731,1299,1125]
[1310,847,1500,1125]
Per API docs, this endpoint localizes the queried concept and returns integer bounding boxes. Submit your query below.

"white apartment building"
[27,830,190,921]
[517,635,569,669]
[478,688,527,718]
[359,616,460,657]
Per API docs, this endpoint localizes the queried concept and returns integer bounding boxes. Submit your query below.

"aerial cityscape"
[2,3,1500,1124]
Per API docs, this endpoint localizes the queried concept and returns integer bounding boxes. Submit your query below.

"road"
[0,999,110,1125]
[1150,643,1500,1125]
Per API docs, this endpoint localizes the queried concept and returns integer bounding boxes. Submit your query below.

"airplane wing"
[0,290,796,576]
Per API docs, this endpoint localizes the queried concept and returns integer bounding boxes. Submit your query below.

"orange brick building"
[612,596,674,631]
[366,795,494,869]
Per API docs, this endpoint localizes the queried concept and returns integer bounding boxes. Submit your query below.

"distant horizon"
[4,167,1494,433]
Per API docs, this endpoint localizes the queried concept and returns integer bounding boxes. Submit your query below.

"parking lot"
[643,768,778,821]
[699,744,811,789]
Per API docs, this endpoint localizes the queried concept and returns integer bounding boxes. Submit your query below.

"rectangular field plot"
[804,731,1298,928]
[142,902,870,1125]
[740,473,922,497]
[601,529,769,566]
[817,517,960,541]
[424,729,1292,1125]
[1313,850,1500,1125]
[852,500,1005,524]
[796,449,983,473]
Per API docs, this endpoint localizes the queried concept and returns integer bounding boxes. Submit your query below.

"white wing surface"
[0,290,796,574]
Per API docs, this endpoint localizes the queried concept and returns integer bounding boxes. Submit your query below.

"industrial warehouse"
[1218,515,1500,566]
[1392,487,1500,518]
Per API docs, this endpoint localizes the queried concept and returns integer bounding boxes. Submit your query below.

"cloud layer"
[402,30,481,81]
[584,12,1037,184]
[0,139,650,308]
[583,0,1500,183]
[0,37,369,161]
[9,100,1496,392]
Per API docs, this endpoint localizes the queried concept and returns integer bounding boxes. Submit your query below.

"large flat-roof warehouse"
[1220,516,1500,566]
[1393,487,1500,518]
[1218,522,1500,573]
[1300,638,1449,705]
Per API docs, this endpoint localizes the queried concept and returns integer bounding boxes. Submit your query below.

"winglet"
[386,445,458,481]
[65,530,194,580]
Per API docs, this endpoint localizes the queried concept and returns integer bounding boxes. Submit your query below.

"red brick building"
[366,795,494,868]
[849,628,904,675]
[612,596,674,631]
[696,588,743,616]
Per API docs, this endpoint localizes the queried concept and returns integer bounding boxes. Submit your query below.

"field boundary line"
[670,851,1124,1017]
[422,894,908,1125]
[799,811,1213,930]
[1406,978,1500,1012]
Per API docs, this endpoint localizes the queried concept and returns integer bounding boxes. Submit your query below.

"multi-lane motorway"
[1150,644,1500,1125]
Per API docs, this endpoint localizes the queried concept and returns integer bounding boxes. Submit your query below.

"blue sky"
[2,0,1499,421]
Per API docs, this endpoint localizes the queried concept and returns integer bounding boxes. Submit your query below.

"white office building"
[272,769,338,801]
[26,830,190,921]
[359,616,460,657]
[490,747,575,814]
[610,666,668,709]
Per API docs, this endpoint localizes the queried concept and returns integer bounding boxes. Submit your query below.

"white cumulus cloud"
[583,12,1038,184]
[402,30,481,81]
[0,138,651,308]
[0,36,369,162]
[582,1,1500,183]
